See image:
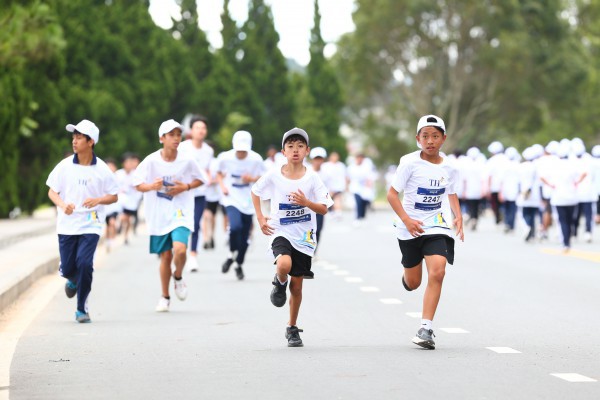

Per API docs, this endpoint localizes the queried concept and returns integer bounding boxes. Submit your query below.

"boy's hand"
[257,215,274,235]
[241,174,254,184]
[63,203,76,215]
[454,216,464,241]
[82,198,100,208]
[402,217,424,237]
[167,180,188,197]
[150,177,163,191]
[290,189,308,207]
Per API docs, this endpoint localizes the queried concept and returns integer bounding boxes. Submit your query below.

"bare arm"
[251,192,274,235]
[448,193,464,241]
[386,186,423,237]
[290,189,327,215]
[48,189,75,215]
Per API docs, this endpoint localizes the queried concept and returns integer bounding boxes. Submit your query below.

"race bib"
[414,187,445,211]
[278,203,311,225]
[157,179,175,201]
[295,229,316,250]
[84,210,102,228]
[422,212,450,229]
[231,174,249,188]
[173,208,185,220]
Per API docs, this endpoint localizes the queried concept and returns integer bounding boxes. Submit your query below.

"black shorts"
[105,212,118,224]
[122,209,138,217]
[272,236,313,278]
[397,234,455,268]
[205,201,224,215]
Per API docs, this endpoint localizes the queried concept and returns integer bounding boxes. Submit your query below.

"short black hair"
[189,115,209,130]
[73,130,94,149]
[122,152,139,162]
[283,134,307,146]
[417,126,445,135]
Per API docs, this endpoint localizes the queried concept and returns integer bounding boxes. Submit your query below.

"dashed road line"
[333,270,349,276]
[439,328,469,333]
[379,298,402,305]
[550,373,597,383]
[486,347,521,354]
[406,312,421,318]
[359,286,380,292]
[344,277,364,283]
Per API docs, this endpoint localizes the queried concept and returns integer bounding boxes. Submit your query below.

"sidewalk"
[0,208,58,313]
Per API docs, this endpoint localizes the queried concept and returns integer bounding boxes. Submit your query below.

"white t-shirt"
[46,154,119,235]
[217,149,264,215]
[178,140,213,197]
[535,154,559,199]
[500,160,521,201]
[204,158,222,203]
[252,167,333,257]
[517,161,542,208]
[540,158,580,206]
[486,153,509,193]
[347,160,377,201]
[132,150,203,236]
[115,168,143,211]
[391,151,459,241]
[461,157,485,200]
[321,161,346,193]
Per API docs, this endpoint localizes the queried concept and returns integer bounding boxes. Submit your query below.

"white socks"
[421,319,433,331]
[277,276,288,285]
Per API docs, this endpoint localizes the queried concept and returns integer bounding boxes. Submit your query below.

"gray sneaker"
[286,326,304,347]
[270,275,287,307]
[65,280,77,298]
[412,328,435,349]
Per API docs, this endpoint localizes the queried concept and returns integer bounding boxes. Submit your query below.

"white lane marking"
[406,312,422,318]
[550,373,597,383]
[359,286,380,292]
[344,277,364,283]
[321,264,339,271]
[486,347,521,354]
[439,328,470,334]
[379,298,402,305]
[333,270,349,276]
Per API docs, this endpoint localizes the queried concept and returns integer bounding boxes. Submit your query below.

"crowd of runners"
[45,115,600,350]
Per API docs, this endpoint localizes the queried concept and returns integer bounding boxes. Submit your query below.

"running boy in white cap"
[387,115,464,349]
[251,128,333,347]
[133,119,203,312]
[47,119,119,323]
[216,130,264,280]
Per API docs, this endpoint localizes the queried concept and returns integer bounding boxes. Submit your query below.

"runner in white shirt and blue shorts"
[387,115,464,350]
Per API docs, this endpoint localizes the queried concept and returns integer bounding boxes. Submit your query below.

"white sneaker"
[155,297,170,312]
[187,255,198,273]
[584,232,592,243]
[174,278,188,301]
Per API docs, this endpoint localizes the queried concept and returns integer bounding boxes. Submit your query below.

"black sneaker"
[270,275,287,307]
[412,328,436,349]
[286,326,304,347]
[222,258,234,273]
[235,265,244,280]
[65,280,77,298]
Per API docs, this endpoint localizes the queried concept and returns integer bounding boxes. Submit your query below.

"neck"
[192,138,203,148]
[420,151,442,164]
[76,150,93,166]
[161,148,177,162]
[283,162,305,176]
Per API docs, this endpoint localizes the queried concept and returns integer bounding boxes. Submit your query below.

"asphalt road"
[5,208,600,399]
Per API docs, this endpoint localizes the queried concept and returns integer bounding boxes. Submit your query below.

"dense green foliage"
[335,0,600,164]
[0,0,344,216]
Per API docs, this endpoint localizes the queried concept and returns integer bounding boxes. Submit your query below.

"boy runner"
[216,130,264,280]
[46,119,119,323]
[387,115,464,349]
[133,119,203,312]
[251,128,333,347]
[116,153,142,244]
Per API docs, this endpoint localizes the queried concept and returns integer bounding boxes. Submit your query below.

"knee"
[173,245,186,258]
[404,275,421,290]
[289,279,303,297]
[428,268,445,283]
[276,255,292,273]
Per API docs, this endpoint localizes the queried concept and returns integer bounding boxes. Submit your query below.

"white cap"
[158,119,183,140]
[310,147,327,159]
[557,139,571,158]
[416,115,445,134]
[232,130,252,151]
[522,147,534,161]
[591,145,600,158]
[281,127,309,148]
[571,140,586,156]
[487,141,504,155]
[466,147,480,160]
[531,144,545,159]
[66,119,100,144]
[505,146,521,161]
[545,140,559,155]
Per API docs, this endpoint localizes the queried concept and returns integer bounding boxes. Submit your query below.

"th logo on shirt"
[78,178,92,186]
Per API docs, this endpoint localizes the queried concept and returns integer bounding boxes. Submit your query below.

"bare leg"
[159,251,173,297]
[421,255,447,321]
[202,209,214,246]
[172,241,187,279]
[288,276,304,326]
[276,255,292,282]
[403,261,423,290]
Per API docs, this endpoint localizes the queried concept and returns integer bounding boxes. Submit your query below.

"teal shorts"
[149,227,191,254]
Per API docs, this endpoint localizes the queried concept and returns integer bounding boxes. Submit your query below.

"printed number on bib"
[414,187,445,211]
[279,203,311,225]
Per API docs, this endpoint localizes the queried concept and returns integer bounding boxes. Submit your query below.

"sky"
[148,0,356,66]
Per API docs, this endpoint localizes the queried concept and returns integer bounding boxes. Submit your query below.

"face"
[107,162,117,173]
[312,157,325,168]
[235,151,248,160]
[190,121,207,141]
[123,157,139,172]
[329,152,339,163]
[160,129,182,150]
[72,133,93,154]
[416,126,446,155]
[282,140,309,163]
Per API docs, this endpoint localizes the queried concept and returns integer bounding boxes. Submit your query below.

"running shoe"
[412,328,436,349]
[75,310,91,323]
[155,297,170,312]
[187,255,198,273]
[65,280,77,299]
[235,265,244,280]
[286,326,304,347]
[270,275,287,307]
[174,278,188,301]
[222,258,234,273]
